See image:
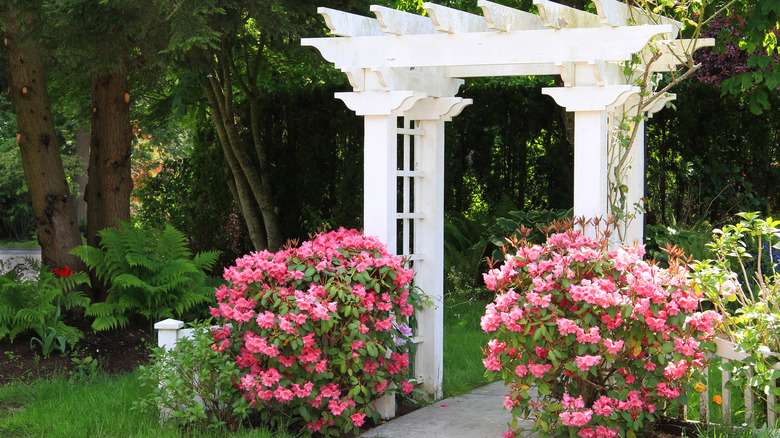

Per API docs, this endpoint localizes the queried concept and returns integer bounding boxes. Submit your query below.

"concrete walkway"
[360,381,538,438]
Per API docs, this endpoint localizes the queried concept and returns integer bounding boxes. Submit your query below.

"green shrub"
[73,222,221,331]
[691,213,780,412]
[645,222,713,266]
[476,209,573,262]
[211,229,426,436]
[136,321,245,429]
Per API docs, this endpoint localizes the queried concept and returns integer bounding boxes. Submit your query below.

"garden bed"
[0,319,151,385]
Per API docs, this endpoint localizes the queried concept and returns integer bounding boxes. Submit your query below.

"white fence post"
[155,318,185,351]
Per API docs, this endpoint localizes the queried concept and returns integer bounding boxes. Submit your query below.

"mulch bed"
[0,319,152,385]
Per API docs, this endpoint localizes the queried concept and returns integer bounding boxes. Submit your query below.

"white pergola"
[302,0,712,417]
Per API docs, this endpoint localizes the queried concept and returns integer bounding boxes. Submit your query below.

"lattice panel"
[396,117,425,266]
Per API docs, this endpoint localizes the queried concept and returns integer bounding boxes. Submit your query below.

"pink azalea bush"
[482,229,722,438]
[209,228,424,436]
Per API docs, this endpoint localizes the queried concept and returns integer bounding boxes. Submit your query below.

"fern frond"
[192,251,221,271]
[91,314,130,331]
[14,308,48,328]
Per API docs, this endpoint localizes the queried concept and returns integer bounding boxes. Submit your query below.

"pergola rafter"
[301,0,714,418]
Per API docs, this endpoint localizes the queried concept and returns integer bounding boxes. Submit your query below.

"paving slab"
[360,381,538,438]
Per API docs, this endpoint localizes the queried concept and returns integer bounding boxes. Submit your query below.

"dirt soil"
[0,319,152,385]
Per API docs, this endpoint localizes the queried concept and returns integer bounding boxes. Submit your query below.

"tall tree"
[165,0,322,252]
[45,0,167,300]
[1,1,87,278]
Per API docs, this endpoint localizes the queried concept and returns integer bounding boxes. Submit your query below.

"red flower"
[52,266,74,278]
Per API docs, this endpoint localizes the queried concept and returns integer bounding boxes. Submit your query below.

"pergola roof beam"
[446,63,560,78]
[534,0,604,29]
[302,25,674,71]
[641,38,715,72]
[478,0,547,31]
[370,5,436,35]
[423,2,492,33]
[318,7,384,37]
[593,0,681,38]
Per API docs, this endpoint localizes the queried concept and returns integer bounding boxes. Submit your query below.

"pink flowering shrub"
[210,228,423,436]
[482,229,722,438]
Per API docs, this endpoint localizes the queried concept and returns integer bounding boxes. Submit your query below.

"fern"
[0,262,89,351]
[76,221,221,331]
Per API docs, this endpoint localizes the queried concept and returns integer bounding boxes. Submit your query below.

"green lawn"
[0,240,39,249]
[0,372,298,438]
[442,298,497,397]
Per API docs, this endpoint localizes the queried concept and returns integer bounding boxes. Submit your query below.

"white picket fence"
[154,321,779,429]
[697,338,780,430]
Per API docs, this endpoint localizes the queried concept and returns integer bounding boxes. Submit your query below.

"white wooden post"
[155,318,185,351]
[338,91,426,256]
[336,91,427,418]
[543,84,636,239]
[405,97,471,399]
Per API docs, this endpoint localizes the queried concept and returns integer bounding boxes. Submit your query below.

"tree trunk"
[86,60,133,301]
[248,97,282,250]
[202,82,269,250]
[3,5,88,282]
[74,127,89,225]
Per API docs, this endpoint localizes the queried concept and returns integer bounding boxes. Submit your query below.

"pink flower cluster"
[481,231,721,438]
[210,228,422,434]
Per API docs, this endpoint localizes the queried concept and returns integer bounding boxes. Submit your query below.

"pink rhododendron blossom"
[351,412,366,427]
[401,381,414,394]
[481,306,501,332]
[576,327,601,344]
[602,338,624,354]
[374,316,394,331]
[563,394,585,410]
[595,425,618,437]
[575,355,602,371]
[495,289,520,311]
[663,359,689,380]
[656,382,681,399]
[274,386,294,402]
[556,318,580,335]
[489,339,507,354]
[328,398,349,416]
[255,311,276,329]
[673,337,700,356]
[504,395,515,410]
[483,355,503,371]
[592,396,615,417]
[528,363,553,378]
[560,409,593,427]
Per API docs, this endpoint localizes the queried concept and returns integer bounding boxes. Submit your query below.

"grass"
[442,297,497,397]
[0,240,39,249]
[0,371,299,438]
